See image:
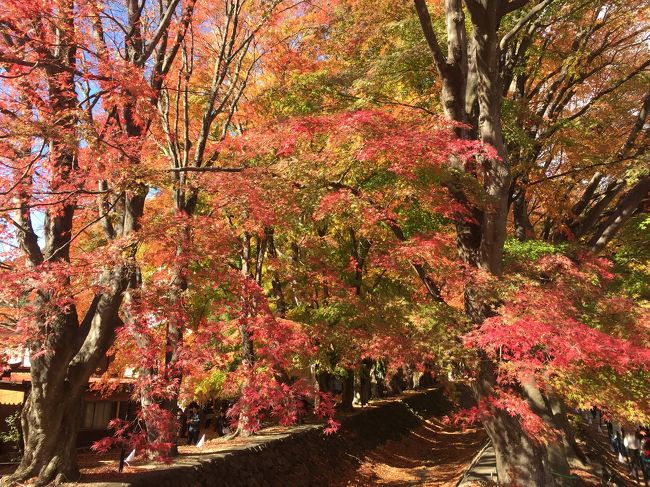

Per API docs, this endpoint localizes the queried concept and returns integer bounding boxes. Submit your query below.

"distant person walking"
[187,406,201,445]
[624,427,642,478]
[641,435,650,486]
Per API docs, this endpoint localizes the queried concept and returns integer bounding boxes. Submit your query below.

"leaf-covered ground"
[334,416,485,486]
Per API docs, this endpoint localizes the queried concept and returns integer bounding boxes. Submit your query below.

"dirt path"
[335,416,486,487]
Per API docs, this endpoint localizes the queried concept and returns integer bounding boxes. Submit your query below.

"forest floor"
[0,389,484,486]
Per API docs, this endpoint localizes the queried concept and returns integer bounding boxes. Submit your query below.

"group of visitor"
[607,420,650,484]
[177,399,232,446]
[587,408,650,484]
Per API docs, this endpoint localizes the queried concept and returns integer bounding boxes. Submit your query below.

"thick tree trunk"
[513,187,534,241]
[548,395,588,465]
[414,1,566,482]
[1,1,187,483]
[467,2,511,275]
[339,368,355,411]
[469,2,558,481]
[8,228,136,485]
[3,286,126,486]
[473,358,558,486]
[6,386,82,486]
[468,302,559,486]
[484,409,556,485]
[521,379,572,480]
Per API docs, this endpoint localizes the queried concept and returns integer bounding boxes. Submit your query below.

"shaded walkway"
[335,409,486,486]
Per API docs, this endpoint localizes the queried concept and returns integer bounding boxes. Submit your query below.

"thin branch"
[500,0,531,17]
[500,0,554,50]
[167,166,246,173]
[413,0,448,77]
[542,58,650,138]
[44,192,124,262]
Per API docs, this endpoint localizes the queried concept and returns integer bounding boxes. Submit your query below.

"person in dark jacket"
[187,406,201,445]
[214,400,226,436]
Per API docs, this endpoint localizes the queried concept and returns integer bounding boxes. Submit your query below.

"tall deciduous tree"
[411,0,649,483]
[0,0,193,482]
[142,0,300,438]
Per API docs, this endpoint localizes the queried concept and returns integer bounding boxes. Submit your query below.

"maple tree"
[0,0,195,482]
[128,0,295,442]
[402,0,647,483]
[87,0,343,451]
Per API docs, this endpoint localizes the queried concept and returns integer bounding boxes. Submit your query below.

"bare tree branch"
[500,0,554,50]
[413,0,448,77]
[590,176,650,252]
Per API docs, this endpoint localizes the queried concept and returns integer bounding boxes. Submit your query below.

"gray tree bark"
[413,1,562,483]
[590,175,650,253]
